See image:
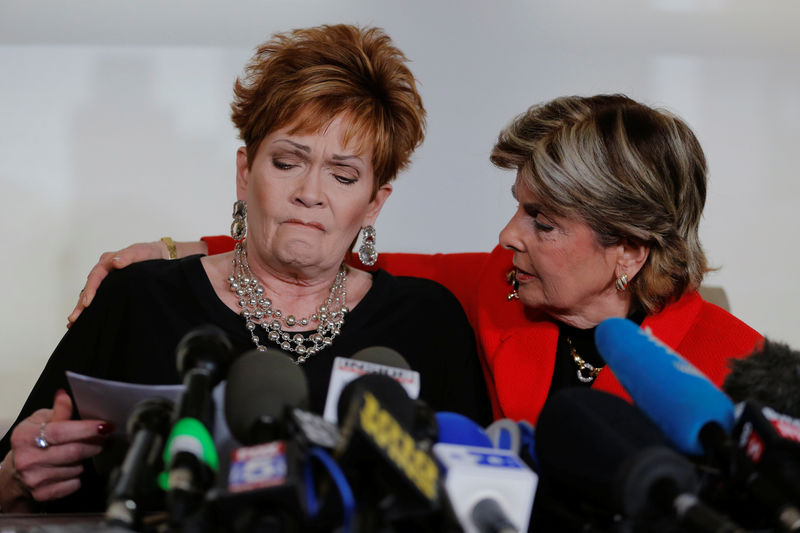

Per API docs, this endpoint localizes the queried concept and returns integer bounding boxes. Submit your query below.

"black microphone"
[729,402,800,529]
[225,347,339,451]
[105,397,174,529]
[322,345,420,424]
[333,372,447,531]
[335,373,417,432]
[213,348,345,532]
[534,387,746,533]
[162,325,234,527]
[224,348,309,445]
[723,338,800,419]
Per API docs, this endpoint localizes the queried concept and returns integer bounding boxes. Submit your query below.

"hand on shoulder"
[67,239,208,327]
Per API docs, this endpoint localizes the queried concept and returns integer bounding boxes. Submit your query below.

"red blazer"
[203,236,763,423]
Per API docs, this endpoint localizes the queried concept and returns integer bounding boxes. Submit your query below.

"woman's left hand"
[6,389,113,506]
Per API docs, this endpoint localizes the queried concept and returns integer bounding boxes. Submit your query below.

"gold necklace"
[565,336,602,383]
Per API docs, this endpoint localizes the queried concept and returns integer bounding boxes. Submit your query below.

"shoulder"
[646,291,760,350]
[689,297,762,348]
[647,291,762,384]
[98,255,203,295]
[372,269,465,311]
[106,254,203,281]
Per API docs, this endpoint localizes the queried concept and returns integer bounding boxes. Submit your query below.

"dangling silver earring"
[615,272,629,292]
[358,225,378,266]
[231,200,247,241]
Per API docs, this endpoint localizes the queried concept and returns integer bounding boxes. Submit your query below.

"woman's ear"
[363,183,393,226]
[617,239,650,280]
[235,146,249,201]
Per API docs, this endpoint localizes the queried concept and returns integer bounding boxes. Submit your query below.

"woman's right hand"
[2,390,113,508]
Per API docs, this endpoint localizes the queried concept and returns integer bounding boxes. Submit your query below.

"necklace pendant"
[577,363,596,383]
[567,335,602,383]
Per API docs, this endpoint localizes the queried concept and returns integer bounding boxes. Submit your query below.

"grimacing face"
[236,113,392,279]
[499,177,623,324]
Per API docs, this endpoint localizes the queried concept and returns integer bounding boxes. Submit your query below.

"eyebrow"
[274,139,364,167]
[274,139,311,153]
[331,154,365,164]
[522,202,547,216]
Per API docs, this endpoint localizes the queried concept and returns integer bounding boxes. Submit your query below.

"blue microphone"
[594,317,735,456]
[433,412,538,533]
[435,412,493,448]
[595,319,800,531]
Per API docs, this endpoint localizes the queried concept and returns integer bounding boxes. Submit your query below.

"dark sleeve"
[0,271,133,512]
[396,278,492,427]
[1,274,129,446]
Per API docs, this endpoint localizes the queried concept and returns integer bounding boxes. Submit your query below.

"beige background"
[2,0,799,432]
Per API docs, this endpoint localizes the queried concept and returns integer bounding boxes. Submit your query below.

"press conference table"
[0,513,167,532]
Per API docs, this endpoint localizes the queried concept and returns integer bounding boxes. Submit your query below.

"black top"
[0,255,490,512]
[550,307,647,393]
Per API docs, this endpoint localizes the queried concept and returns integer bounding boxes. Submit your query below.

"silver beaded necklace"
[229,241,348,364]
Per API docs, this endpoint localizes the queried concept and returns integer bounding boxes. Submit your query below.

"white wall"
[2,0,799,427]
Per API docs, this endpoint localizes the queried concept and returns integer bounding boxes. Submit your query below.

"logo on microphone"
[739,422,765,463]
[356,392,439,501]
[228,442,288,492]
[641,326,707,379]
[762,406,800,444]
[469,451,524,469]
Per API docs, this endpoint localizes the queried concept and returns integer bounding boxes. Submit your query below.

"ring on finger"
[34,422,50,449]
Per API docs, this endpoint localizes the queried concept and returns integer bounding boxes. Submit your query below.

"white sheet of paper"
[65,372,240,489]
[66,371,184,437]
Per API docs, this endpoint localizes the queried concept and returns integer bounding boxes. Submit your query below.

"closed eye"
[334,175,357,185]
[273,159,296,171]
[524,206,555,232]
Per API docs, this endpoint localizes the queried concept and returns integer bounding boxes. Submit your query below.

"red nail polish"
[97,422,115,435]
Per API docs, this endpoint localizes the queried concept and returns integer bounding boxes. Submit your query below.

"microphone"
[534,387,745,533]
[433,413,538,533]
[485,418,538,472]
[105,397,174,529]
[161,325,234,526]
[322,346,420,424]
[215,348,311,530]
[224,348,309,445]
[215,348,352,533]
[595,317,734,457]
[595,318,800,531]
[730,402,800,527]
[351,345,412,370]
[225,347,339,450]
[333,372,444,530]
[435,411,493,448]
[723,338,800,418]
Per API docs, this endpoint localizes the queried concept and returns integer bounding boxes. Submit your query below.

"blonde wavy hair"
[491,94,710,314]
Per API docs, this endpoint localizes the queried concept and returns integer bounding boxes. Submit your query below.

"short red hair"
[231,24,427,191]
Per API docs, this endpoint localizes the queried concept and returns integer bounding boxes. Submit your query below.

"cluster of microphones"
[35,319,800,532]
